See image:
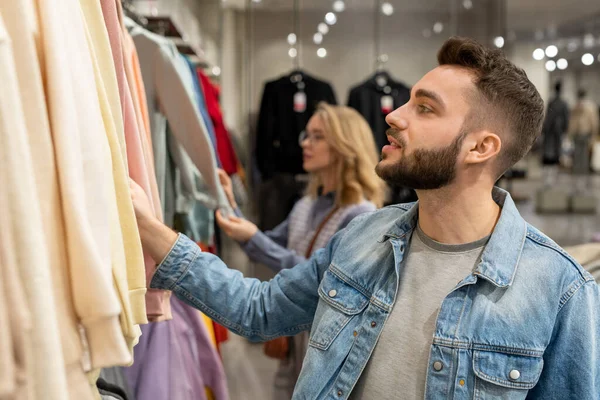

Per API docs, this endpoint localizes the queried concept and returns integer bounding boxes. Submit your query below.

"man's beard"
[375,128,466,190]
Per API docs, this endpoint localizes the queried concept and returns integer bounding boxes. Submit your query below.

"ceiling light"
[313,32,323,45]
[251,0,261,3]
[325,12,337,25]
[212,66,221,76]
[532,48,545,60]
[433,22,444,34]
[584,33,595,48]
[381,2,394,16]
[557,58,568,70]
[318,22,329,34]
[422,29,432,38]
[545,60,556,72]
[317,48,327,58]
[582,53,594,66]
[333,0,345,12]
[287,33,297,45]
[288,48,297,58]
[494,36,504,48]
[462,0,473,10]
[545,45,558,58]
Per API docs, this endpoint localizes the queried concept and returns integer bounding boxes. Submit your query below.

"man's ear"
[464,130,502,166]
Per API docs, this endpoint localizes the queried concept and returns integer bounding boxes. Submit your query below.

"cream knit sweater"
[36,0,131,370]
[0,11,69,400]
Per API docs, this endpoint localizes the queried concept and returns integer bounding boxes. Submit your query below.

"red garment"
[212,323,229,353]
[197,70,239,175]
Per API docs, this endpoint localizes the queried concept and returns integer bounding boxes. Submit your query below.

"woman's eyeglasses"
[298,130,325,146]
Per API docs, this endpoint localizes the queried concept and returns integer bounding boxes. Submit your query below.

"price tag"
[294,91,307,113]
[381,95,393,114]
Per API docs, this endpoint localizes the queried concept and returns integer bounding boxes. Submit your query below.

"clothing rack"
[122,0,147,27]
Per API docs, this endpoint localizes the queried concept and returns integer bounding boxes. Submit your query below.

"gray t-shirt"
[350,225,489,399]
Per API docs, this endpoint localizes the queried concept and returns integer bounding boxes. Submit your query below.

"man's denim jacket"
[151,188,600,399]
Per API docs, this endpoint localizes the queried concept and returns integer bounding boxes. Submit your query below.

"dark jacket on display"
[347,71,410,151]
[255,71,337,180]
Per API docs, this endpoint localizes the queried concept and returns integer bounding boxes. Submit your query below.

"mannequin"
[541,81,569,187]
[568,89,599,193]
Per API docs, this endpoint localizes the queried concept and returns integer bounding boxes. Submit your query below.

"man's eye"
[418,105,432,113]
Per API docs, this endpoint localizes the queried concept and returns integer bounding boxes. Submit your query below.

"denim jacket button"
[371,321,377,327]
[509,370,521,380]
[433,361,443,371]
[337,390,343,396]
[328,289,337,298]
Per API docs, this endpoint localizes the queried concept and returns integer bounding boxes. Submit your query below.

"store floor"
[220,157,600,400]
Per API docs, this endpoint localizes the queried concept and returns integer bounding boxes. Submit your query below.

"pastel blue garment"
[183,55,219,163]
[150,188,600,399]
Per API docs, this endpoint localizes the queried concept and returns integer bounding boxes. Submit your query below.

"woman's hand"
[217,169,237,209]
[216,210,258,243]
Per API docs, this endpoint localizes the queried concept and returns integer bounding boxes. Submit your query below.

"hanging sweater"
[79,0,148,355]
[36,0,131,370]
[101,0,155,328]
[0,10,70,400]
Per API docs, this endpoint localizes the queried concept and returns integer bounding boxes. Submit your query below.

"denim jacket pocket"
[473,350,544,399]
[309,270,369,351]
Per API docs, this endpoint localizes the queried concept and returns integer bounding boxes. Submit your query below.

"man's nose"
[385,105,409,131]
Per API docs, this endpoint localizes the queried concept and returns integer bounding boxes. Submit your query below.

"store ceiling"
[223,0,600,40]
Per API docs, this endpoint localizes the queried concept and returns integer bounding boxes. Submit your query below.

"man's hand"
[216,210,258,243]
[129,178,155,223]
[129,178,178,263]
[217,169,237,209]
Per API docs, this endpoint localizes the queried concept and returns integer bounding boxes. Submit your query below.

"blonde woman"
[215,102,385,399]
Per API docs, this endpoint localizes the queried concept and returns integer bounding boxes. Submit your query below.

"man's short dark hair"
[437,37,545,177]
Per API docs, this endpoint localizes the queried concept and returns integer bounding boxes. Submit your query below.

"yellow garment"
[78,0,147,351]
[200,312,218,348]
[205,387,216,400]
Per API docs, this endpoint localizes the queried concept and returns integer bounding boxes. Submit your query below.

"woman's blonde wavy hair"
[306,102,385,208]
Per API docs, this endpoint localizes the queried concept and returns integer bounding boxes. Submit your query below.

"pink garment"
[112,0,170,320]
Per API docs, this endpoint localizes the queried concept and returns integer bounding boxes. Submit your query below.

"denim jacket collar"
[382,187,527,288]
